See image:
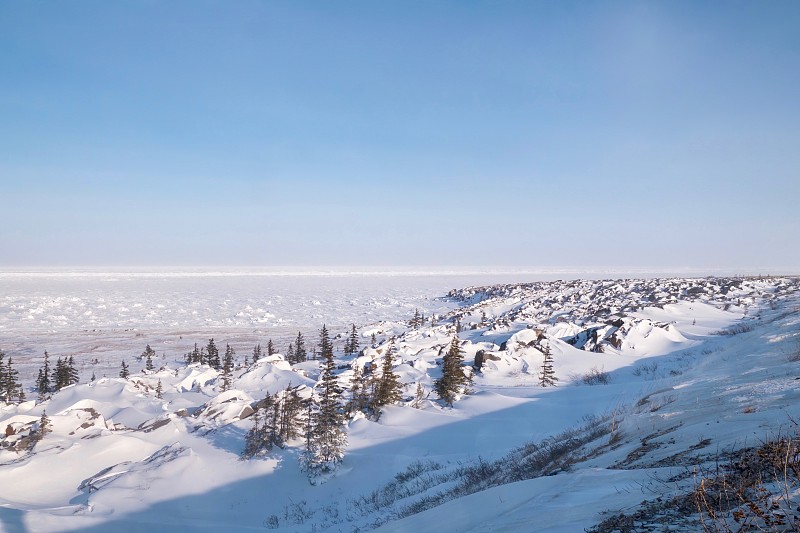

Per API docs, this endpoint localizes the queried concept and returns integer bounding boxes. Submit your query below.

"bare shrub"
[715,323,755,336]
[632,362,658,378]
[694,432,800,532]
[581,366,611,385]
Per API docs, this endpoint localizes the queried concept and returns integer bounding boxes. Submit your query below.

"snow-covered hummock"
[0,276,798,532]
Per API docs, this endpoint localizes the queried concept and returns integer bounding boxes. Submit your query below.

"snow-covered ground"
[1,273,799,532]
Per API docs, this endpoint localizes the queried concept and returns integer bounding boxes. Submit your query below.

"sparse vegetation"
[580,366,611,385]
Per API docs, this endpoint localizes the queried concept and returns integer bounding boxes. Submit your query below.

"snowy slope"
[0,275,798,532]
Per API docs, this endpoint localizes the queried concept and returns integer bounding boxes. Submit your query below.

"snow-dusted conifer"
[538,342,558,387]
[241,409,264,459]
[54,357,69,390]
[221,344,235,391]
[0,351,23,403]
[36,351,52,400]
[119,360,130,380]
[67,356,79,385]
[37,410,51,440]
[142,344,156,371]
[277,386,307,443]
[434,336,469,406]
[294,332,307,363]
[374,340,403,414]
[319,324,333,360]
[303,327,347,474]
[344,324,360,355]
[206,339,220,370]
[286,343,295,364]
[186,343,200,364]
[347,363,364,415]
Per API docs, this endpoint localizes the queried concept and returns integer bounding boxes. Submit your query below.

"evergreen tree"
[0,349,7,398]
[344,324,360,356]
[0,351,23,404]
[370,332,377,347]
[434,336,469,406]
[347,363,364,415]
[242,409,265,459]
[142,344,156,371]
[251,344,262,365]
[36,369,44,400]
[303,345,347,473]
[538,342,558,387]
[277,385,307,443]
[286,343,295,364]
[54,357,69,390]
[67,355,79,386]
[221,344,235,391]
[91,371,96,382]
[186,343,200,365]
[119,360,130,380]
[267,339,276,357]
[37,351,52,400]
[294,332,307,363]
[155,379,163,399]
[318,324,333,360]
[411,308,422,329]
[37,410,51,440]
[374,341,403,414]
[411,382,426,409]
[242,395,283,459]
[206,339,220,369]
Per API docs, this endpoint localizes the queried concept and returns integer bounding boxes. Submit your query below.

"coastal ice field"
[0,270,527,384]
[0,269,715,384]
[1,272,799,532]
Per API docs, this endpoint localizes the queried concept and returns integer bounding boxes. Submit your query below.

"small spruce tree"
[294,332,307,363]
[38,410,51,440]
[54,357,69,390]
[344,324,360,355]
[0,351,23,403]
[303,326,347,474]
[242,409,265,459]
[155,379,163,399]
[206,339,220,369]
[119,360,130,380]
[37,351,52,400]
[67,355,79,385]
[347,363,364,415]
[142,344,156,371]
[538,342,558,387]
[221,344,235,391]
[434,336,469,406]
[373,340,403,416]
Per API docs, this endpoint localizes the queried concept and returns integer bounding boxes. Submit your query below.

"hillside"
[1,276,799,532]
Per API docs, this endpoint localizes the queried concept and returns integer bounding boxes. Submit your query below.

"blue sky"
[1,1,798,270]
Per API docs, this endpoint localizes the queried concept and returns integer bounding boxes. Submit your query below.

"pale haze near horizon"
[1,1,798,271]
